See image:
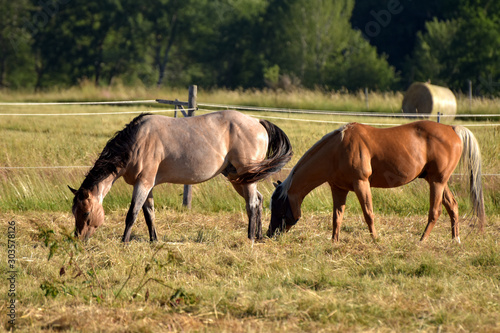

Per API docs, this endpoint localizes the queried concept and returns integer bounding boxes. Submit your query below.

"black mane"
[80,113,151,190]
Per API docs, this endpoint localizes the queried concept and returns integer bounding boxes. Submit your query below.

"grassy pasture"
[0,88,499,332]
[2,210,500,332]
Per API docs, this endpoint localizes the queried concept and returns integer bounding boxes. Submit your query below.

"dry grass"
[1,209,499,332]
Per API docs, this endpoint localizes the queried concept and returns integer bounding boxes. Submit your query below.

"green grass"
[0,87,499,332]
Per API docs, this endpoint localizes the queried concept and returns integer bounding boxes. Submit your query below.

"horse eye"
[84,212,90,217]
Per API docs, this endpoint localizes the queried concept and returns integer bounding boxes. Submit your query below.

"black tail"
[231,120,293,184]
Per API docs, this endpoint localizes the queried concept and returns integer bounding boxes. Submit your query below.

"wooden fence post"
[183,85,197,208]
[468,80,472,112]
[188,85,197,116]
[364,87,369,111]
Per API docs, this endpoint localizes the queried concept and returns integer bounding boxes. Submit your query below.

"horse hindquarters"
[230,120,293,184]
[422,125,486,242]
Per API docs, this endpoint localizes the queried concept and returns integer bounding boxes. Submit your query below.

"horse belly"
[369,161,422,188]
[155,154,226,185]
[369,173,413,188]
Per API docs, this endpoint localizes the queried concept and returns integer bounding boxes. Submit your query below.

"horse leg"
[331,186,348,242]
[231,182,263,240]
[442,184,460,243]
[142,190,158,242]
[122,182,152,243]
[420,182,445,242]
[353,180,377,240]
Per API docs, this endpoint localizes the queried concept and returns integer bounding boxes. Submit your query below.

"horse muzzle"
[267,216,286,238]
[75,229,91,242]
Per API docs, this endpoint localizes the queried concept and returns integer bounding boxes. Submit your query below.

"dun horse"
[69,111,292,242]
[268,121,485,243]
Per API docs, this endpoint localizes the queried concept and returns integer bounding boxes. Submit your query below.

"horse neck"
[97,173,117,203]
[85,171,121,205]
[285,145,334,219]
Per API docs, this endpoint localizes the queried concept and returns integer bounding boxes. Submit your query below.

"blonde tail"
[453,126,486,231]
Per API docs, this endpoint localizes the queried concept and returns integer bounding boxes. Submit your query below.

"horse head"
[267,181,298,238]
[68,186,104,241]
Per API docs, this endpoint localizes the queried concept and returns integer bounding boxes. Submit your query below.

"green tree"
[189,0,269,88]
[350,0,457,83]
[0,0,34,88]
[333,31,396,90]
[137,0,192,87]
[31,0,149,88]
[450,2,500,95]
[264,0,395,90]
[411,1,500,95]
[283,0,354,86]
[412,18,460,87]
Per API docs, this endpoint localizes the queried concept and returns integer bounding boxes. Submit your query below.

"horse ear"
[273,180,282,188]
[71,188,90,201]
[68,186,78,195]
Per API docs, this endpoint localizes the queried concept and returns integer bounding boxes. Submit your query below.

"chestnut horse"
[69,111,292,242]
[268,121,485,243]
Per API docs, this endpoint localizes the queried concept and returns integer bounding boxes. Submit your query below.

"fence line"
[197,109,500,127]
[0,108,196,117]
[1,98,499,127]
[198,102,500,118]
[1,99,499,118]
[0,99,156,106]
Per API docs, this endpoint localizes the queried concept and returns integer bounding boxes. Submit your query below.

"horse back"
[123,111,268,185]
[338,121,462,188]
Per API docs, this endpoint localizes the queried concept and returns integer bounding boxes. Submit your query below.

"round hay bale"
[402,82,457,120]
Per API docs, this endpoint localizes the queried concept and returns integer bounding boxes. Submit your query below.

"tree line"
[1,0,499,95]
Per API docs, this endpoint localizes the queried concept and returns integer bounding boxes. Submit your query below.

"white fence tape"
[0,108,196,116]
[0,99,156,106]
[196,108,499,127]
[0,99,498,119]
[198,102,500,118]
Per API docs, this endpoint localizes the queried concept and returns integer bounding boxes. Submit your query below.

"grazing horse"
[267,121,485,243]
[69,111,292,242]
